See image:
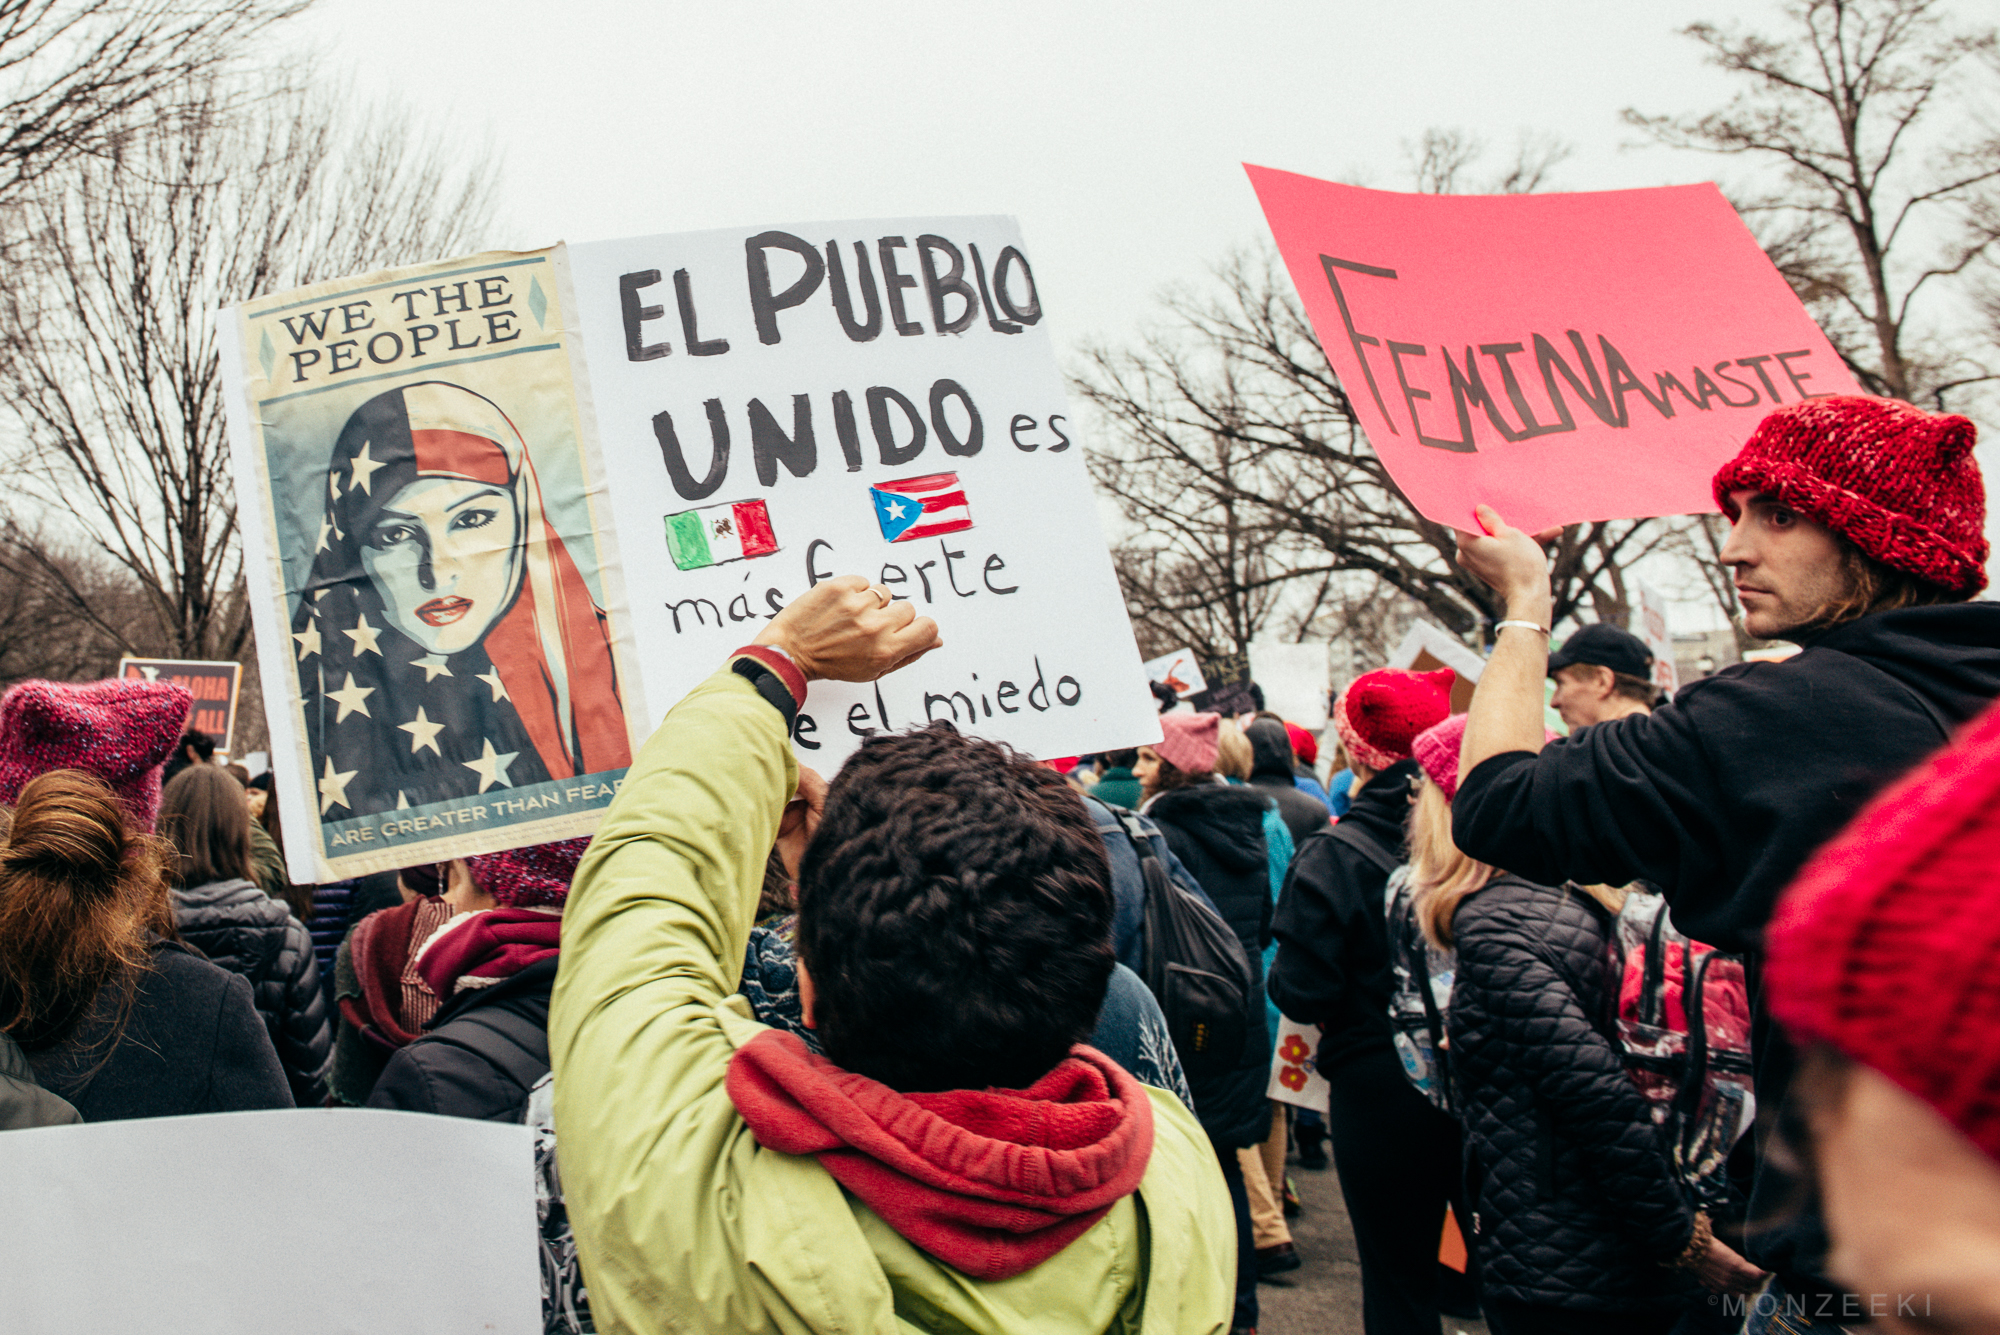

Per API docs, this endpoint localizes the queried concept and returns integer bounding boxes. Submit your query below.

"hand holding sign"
[1454,505,1560,625]
[755,575,943,681]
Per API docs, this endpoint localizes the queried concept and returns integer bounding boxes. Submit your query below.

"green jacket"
[550,666,1235,1335]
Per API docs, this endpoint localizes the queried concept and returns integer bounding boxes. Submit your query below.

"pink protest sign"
[1245,166,1859,534]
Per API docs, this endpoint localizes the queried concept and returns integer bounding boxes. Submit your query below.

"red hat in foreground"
[1767,699,2000,1161]
[1712,395,1987,595]
[466,837,592,909]
[1335,668,1454,773]
[0,678,192,832]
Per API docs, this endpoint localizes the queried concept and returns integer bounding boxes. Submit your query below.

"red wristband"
[731,645,807,707]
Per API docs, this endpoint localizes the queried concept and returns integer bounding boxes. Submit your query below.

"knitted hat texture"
[1410,713,1558,803]
[466,836,591,909]
[1155,711,1221,776]
[1711,395,1987,595]
[1766,699,2000,1162]
[1284,721,1318,768]
[0,678,192,831]
[1335,668,1455,773]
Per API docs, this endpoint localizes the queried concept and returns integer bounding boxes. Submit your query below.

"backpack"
[1383,863,1456,1114]
[1610,887,1756,1212]
[1114,809,1254,1078]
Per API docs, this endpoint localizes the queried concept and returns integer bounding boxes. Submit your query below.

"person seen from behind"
[1409,713,1763,1334]
[1269,667,1461,1335]
[1449,395,2000,1313]
[1093,749,1144,809]
[0,678,289,1120]
[162,727,214,786]
[549,576,1234,1335]
[1546,623,1658,732]
[1137,710,1287,1331]
[160,764,331,1107]
[1766,698,2000,1335]
[1245,715,1330,843]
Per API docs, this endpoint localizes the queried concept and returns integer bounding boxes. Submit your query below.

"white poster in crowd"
[565,217,1154,769]
[1633,579,1680,698]
[1248,640,1330,730]
[1267,1016,1331,1110]
[223,218,1158,882]
[0,1109,536,1334]
[1142,646,1208,700]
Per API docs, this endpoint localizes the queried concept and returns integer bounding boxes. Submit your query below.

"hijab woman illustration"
[294,381,631,820]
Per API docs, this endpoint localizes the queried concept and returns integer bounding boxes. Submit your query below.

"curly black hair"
[794,722,1114,1092]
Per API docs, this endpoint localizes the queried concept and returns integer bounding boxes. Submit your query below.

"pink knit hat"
[1335,668,1454,773]
[1411,713,1557,802]
[1767,699,2000,1161]
[1155,711,1221,775]
[0,678,192,831]
[1712,395,1987,595]
[466,836,591,909]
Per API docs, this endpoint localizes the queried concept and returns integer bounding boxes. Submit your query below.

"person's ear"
[797,959,816,1029]
[1593,665,1617,701]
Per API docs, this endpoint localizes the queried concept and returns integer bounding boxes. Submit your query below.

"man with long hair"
[1451,395,2000,1325]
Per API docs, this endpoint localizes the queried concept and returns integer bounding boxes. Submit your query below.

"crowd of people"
[0,392,1997,1335]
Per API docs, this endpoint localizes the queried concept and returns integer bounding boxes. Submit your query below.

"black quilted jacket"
[173,879,333,1108]
[1449,876,1697,1311]
[368,958,556,1122]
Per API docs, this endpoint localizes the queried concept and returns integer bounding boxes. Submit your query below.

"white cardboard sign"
[1142,647,1208,700]
[1632,579,1681,698]
[0,1109,537,1334]
[1248,641,1331,730]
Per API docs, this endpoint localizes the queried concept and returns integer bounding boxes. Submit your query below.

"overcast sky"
[286,0,1993,629]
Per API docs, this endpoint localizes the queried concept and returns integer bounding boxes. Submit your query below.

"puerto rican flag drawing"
[871,472,973,542]
[663,498,779,570]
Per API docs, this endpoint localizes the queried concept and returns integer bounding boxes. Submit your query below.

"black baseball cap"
[1548,623,1654,679]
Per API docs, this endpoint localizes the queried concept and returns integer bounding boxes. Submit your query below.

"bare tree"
[1080,132,1698,661]
[1626,0,2000,406]
[0,0,302,203]
[0,71,501,670]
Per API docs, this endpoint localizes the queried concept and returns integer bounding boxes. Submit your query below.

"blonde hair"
[1407,779,1496,950]
[1215,722,1253,781]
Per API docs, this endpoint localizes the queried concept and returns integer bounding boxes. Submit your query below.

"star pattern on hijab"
[477,667,509,702]
[347,442,385,496]
[327,672,374,723]
[463,738,519,793]
[414,654,453,681]
[398,706,445,757]
[319,755,357,814]
[343,613,383,657]
[293,620,321,661]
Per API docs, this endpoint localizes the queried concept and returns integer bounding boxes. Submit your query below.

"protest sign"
[1633,579,1681,698]
[1267,1017,1330,1110]
[1142,647,1207,700]
[224,220,1156,882]
[1246,167,1860,535]
[563,217,1153,770]
[1249,640,1330,729]
[0,1109,536,1334]
[118,657,243,753]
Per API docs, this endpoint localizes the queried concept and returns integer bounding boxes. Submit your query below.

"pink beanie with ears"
[1412,713,1558,802]
[0,678,192,831]
[1156,712,1221,775]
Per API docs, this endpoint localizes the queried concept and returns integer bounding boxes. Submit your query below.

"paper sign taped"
[1267,1016,1331,1109]
[0,1109,536,1334]
[1246,167,1860,534]
[223,219,1161,881]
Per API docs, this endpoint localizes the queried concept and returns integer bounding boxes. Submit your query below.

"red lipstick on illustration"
[416,596,472,627]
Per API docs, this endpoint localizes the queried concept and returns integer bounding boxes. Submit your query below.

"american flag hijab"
[292,381,631,822]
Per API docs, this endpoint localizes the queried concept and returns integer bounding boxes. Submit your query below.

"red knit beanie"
[1334,668,1454,773]
[1284,720,1318,768]
[1155,711,1221,775]
[1712,395,1987,595]
[0,678,192,832]
[1767,698,2000,1161]
[466,836,591,909]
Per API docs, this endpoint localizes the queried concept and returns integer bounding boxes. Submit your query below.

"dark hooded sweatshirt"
[1267,759,1418,1075]
[1245,718,1332,844]
[1452,601,2000,1282]
[1145,783,1279,1148]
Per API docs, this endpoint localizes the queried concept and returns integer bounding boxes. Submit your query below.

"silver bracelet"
[1494,619,1549,637]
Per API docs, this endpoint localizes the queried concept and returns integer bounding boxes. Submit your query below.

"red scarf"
[727,1031,1153,1280]
[341,897,452,1046]
[416,908,563,997]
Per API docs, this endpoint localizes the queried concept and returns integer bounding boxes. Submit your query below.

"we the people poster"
[223,248,643,882]
[225,221,1157,882]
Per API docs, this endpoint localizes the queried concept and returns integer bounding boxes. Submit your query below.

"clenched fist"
[755,576,943,683]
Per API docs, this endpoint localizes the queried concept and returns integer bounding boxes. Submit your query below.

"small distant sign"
[1143,647,1208,700]
[1632,580,1681,698]
[118,658,243,753]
